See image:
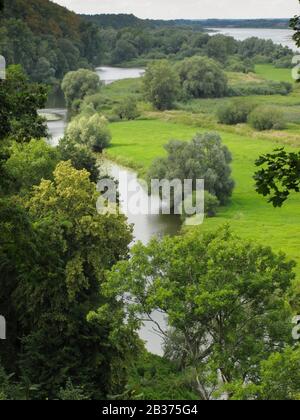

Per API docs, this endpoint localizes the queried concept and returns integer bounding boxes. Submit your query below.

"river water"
[96,66,145,85]
[207,27,297,51]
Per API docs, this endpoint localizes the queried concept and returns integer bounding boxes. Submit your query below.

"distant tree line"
[83,15,290,30]
[0,0,294,89]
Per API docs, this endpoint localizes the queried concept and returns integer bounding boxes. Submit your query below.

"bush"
[228,81,292,97]
[226,57,254,73]
[178,56,228,99]
[66,114,111,152]
[58,379,89,401]
[217,100,255,125]
[114,97,140,120]
[274,57,293,69]
[248,106,286,131]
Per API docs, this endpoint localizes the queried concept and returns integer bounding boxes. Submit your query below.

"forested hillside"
[2,0,82,37]
[83,13,145,29]
[0,0,103,84]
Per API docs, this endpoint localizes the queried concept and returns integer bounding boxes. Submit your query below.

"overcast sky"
[52,0,299,20]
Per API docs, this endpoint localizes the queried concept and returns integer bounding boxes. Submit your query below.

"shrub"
[58,379,89,401]
[228,81,292,97]
[66,114,111,152]
[226,57,254,73]
[114,97,140,120]
[217,100,255,125]
[274,57,293,69]
[178,56,228,99]
[248,106,286,131]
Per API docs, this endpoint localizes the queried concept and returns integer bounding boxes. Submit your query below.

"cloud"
[52,0,299,19]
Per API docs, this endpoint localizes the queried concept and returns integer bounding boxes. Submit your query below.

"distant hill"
[83,13,144,29]
[2,0,82,39]
[0,0,103,83]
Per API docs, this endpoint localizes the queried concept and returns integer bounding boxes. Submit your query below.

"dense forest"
[1,0,300,401]
[0,0,103,85]
[0,0,294,88]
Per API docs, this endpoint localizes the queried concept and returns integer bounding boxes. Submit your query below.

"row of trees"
[143,57,228,110]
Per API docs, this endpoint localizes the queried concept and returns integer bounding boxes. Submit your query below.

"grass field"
[107,119,300,278]
[255,64,295,83]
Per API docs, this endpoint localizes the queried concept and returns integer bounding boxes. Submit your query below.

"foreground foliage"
[255,148,300,207]
[105,227,296,400]
[0,162,138,399]
[0,65,48,142]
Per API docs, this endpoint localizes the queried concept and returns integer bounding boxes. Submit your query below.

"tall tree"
[0,162,138,399]
[143,60,180,110]
[105,227,295,399]
[61,68,101,112]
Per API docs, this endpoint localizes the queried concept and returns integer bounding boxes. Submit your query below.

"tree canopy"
[143,60,180,110]
[178,56,228,99]
[62,69,101,112]
[0,65,48,142]
[105,227,295,400]
[148,132,234,205]
[0,162,137,399]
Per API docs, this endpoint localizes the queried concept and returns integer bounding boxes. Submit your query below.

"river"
[207,27,297,51]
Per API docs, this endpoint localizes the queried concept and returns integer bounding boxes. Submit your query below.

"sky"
[52,0,299,20]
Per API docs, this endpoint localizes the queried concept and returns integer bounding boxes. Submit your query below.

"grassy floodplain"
[103,65,300,278]
[255,63,295,83]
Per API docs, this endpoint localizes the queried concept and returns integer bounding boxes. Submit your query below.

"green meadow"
[255,63,295,83]
[98,62,300,277]
[107,118,300,277]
